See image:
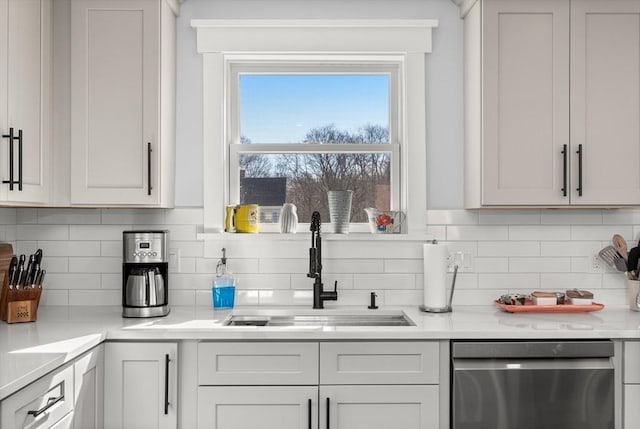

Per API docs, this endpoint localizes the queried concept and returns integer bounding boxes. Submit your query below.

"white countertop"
[2,304,640,400]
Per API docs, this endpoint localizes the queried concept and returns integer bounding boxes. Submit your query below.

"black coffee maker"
[122,230,169,318]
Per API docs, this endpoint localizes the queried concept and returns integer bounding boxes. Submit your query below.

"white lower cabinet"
[0,345,103,429]
[624,341,640,428]
[104,342,178,429]
[196,341,441,429]
[197,386,318,429]
[320,385,438,429]
[73,344,103,429]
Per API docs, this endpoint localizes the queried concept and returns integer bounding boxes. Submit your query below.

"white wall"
[174,0,464,208]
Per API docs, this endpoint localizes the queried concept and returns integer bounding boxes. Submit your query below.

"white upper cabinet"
[0,0,51,204]
[570,0,640,205]
[461,0,640,207]
[69,0,176,207]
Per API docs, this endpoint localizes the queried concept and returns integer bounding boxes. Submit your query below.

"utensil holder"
[629,279,640,312]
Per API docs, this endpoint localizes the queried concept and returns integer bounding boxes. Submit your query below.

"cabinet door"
[73,345,104,429]
[70,0,159,205]
[197,386,318,429]
[104,342,177,429]
[481,0,570,205]
[570,0,640,205]
[319,385,438,429]
[0,0,51,203]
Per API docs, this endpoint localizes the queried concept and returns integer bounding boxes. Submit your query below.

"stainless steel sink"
[224,313,414,327]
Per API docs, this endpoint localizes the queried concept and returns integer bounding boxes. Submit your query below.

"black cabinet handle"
[1,127,22,191]
[561,144,567,197]
[147,142,152,196]
[326,397,330,429]
[2,127,14,190]
[27,386,64,418]
[164,353,170,415]
[17,129,22,191]
[308,398,312,429]
[576,144,583,196]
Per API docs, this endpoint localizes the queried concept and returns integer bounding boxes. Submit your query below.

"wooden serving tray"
[495,300,604,313]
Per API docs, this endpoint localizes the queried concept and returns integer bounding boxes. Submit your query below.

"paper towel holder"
[419,264,458,313]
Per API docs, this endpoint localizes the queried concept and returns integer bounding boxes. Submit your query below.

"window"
[193,19,437,236]
[228,59,401,229]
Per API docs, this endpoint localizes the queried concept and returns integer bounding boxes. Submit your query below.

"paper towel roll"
[423,242,449,309]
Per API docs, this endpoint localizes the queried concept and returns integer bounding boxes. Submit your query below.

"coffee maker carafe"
[123,231,169,317]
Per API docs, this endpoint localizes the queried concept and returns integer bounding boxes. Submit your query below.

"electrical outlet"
[168,248,181,273]
[448,252,473,272]
[591,254,604,273]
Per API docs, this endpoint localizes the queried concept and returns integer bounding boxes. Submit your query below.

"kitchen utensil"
[628,247,640,278]
[598,246,627,272]
[613,234,628,261]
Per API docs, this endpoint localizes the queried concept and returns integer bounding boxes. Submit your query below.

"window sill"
[196,230,434,242]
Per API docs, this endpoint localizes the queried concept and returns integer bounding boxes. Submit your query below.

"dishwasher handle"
[452,340,614,359]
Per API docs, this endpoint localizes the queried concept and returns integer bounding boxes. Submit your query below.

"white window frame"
[191,19,438,235]
[228,57,401,232]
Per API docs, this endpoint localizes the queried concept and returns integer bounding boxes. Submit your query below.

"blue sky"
[239,74,389,143]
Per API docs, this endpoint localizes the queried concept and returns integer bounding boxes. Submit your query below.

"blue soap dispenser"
[213,248,236,309]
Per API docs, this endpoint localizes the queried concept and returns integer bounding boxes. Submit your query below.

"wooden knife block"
[0,244,42,323]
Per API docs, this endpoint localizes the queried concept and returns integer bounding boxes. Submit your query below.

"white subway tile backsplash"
[323,259,384,274]
[10,207,635,308]
[46,273,101,289]
[478,210,541,225]
[0,208,16,224]
[541,210,603,225]
[509,225,570,241]
[353,273,415,290]
[37,208,101,224]
[540,241,602,257]
[101,208,165,225]
[42,257,70,273]
[69,257,121,273]
[259,258,308,274]
[39,241,101,257]
[509,257,571,273]
[235,273,291,290]
[101,274,121,290]
[384,259,423,273]
[478,273,540,290]
[101,241,121,257]
[539,273,603,289]
[447,225,508,241]
[39,289,69,306]
[478,241,540,257]
[570,225,633,241]
[17,224,69,241]
[70,225,129,241]
[69,290,120,306]
[474,257,509,273]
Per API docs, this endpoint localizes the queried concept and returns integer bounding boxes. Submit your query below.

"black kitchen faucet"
[307,211,337,309]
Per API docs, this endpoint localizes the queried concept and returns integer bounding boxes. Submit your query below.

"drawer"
[320,341,439,384]
[624,341,640,383]
[1,364,74,429]
[198,342,319,385]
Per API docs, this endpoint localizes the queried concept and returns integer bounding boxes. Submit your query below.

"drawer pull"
[326,397,330,429]
[27,393,64,418]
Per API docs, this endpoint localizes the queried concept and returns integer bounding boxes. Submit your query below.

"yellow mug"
[234,204,260,233]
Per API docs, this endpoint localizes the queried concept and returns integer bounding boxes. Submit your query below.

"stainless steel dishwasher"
[451,340,614,429]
